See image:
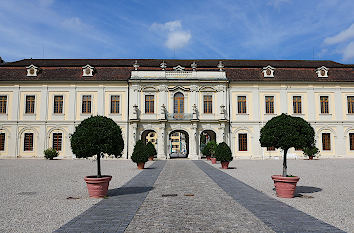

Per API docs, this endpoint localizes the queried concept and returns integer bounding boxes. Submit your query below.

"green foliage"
[70,116,124,158]
[146,141,157,158]
[259,113,315,176]
[215,142,233,162]
[303,145,320,158]
[131,140,149,163]
[259,113,315,151]
[44,148,58,160]
[202,141,217,157]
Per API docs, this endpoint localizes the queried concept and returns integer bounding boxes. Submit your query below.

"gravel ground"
[210,158,354,233]
[0,159,151,233]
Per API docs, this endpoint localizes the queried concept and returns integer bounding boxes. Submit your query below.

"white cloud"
[324,23,354,45]
[342,42,354,61]
[150,20,191,50]
[165,31,191,50]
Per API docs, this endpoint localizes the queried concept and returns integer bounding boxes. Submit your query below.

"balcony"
[167,113,193,120]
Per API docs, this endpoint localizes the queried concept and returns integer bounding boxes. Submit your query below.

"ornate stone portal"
[128,64,229,160]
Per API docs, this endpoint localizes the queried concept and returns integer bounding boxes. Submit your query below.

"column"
[307,88,315,122]
[128,122,138,159]
[97,85,104,115]
[157,123,166,159]
[189,121,200,160]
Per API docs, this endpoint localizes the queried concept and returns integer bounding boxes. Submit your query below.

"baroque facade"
[0,59,353,159]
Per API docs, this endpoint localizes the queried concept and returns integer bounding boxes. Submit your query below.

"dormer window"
[26,64,39,77]
[316,66,328,78]
[262,65,275,78]
[82,64,94,77]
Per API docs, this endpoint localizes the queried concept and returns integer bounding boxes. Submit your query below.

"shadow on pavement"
[108,186,154,197]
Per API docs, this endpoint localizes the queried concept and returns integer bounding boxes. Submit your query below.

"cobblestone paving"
[194,160,345,233]
[125,160,274,233]
[55,161,166,233]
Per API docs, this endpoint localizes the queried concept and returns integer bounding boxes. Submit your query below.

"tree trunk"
[282,148,288,177]
[97,153,102,178]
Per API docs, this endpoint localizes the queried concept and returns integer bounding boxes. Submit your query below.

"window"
[348,96,354,114]
[237,96,246,114]
[204,95,212,113]
[53,133,62,151]
[0,133,5,151]
[82,95,91,114]
[174,92,184,114]
[349,133,354,150]
[267,146,275,151]
[24,133,33,151]
[322,133,331,151]
[265,96,274,114]
[111,95,120,114]
[145,95,154,114]
[0,96,7,114]
[25,96,35,114]
[54,95,63,114]
[320,96,329,114]
[293,96,302,114]
[238,133,247,151]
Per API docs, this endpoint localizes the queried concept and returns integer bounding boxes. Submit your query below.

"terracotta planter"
[211,158,217,164]
[206,156,211,160]
[137,162,145,169]
[271,175,300,198]
[84,175,112,198]
[148,156,154,161]
[309,156,313,160]
[221,161,229,169]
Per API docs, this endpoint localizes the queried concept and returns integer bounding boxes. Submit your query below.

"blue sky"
[0,0,353,63]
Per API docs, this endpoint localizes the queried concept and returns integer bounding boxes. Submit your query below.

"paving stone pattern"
[125,160,274,233]
[55,161,166,233]
[194,160,345,233]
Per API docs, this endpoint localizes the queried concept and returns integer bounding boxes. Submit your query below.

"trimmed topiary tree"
[215,142,233,162]
[202,140,218,158]
[303,145,319,159]
[70,115,124,178]
[44,148,59,160]
[259,113,315,177]
[146,141,157,159]
[131,140,149,164]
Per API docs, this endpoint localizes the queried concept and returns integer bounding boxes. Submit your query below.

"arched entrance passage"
[141,130,157,146]
[169,130,189,158]
[200,130,216,157]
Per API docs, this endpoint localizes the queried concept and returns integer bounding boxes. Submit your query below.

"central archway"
[200,130,216,157]
[169,130,189,158]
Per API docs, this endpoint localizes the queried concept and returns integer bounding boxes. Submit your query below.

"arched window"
[174,92,184,114]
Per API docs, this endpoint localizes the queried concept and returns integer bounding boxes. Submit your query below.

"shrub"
[131,140,149,163]
[146,141,157,158]
[70,115,124,178]
[303,145,319,158]
[215,142,233,162]
[202,141,217,157]
[259,113,315,176]
[44,148,58,160]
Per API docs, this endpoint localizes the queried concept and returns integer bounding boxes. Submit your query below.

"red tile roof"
[0,59,352,82]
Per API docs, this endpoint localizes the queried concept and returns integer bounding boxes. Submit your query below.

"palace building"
[0,59,353,159]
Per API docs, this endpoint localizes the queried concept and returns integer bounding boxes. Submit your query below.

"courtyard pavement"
[0,158,353,232]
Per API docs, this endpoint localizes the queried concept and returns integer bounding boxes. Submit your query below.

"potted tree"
[70,116,124,198]
[131,140,149,169]
[146,141,157,161]
[215,142,233,169]
[303,145,319,160]
[44,147,59,160]
[259,113,315,198]
[204,141,217,164]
